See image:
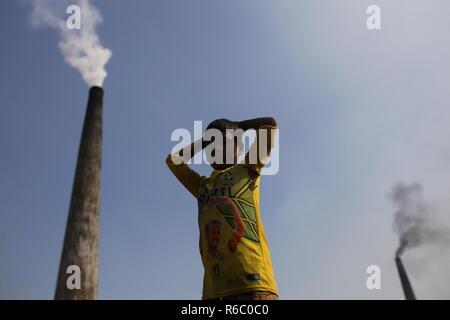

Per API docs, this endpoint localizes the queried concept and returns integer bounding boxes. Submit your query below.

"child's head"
[206,119,243,170]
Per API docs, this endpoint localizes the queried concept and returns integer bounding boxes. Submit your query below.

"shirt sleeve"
[165,153,202,197]
[243,125,278,172]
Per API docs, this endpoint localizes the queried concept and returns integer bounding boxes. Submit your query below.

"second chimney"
[395,256,417,300]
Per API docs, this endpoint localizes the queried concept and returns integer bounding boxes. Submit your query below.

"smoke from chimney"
[30,0,112,87]
[390,182,450,257]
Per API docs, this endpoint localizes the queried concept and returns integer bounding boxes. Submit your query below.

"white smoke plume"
[29,0,112,87]
[391,182,450,257]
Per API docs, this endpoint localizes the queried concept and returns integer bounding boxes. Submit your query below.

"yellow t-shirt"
[166,125,278,299]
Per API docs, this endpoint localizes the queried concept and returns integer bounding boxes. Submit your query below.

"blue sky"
[1,0,450,299]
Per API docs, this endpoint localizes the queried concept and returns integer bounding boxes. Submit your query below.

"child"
[166,118,278,300]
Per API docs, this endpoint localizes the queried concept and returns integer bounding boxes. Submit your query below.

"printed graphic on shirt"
[205,218,224,260]
[198,166,260,245]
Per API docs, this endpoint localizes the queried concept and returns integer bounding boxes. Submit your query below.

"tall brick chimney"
[55,86,103,300]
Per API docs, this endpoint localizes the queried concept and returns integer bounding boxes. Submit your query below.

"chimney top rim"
[89,86,104,95]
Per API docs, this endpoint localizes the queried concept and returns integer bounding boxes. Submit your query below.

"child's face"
[210,130,239,170]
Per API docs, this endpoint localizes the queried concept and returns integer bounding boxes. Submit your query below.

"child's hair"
[206,119,239,132]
